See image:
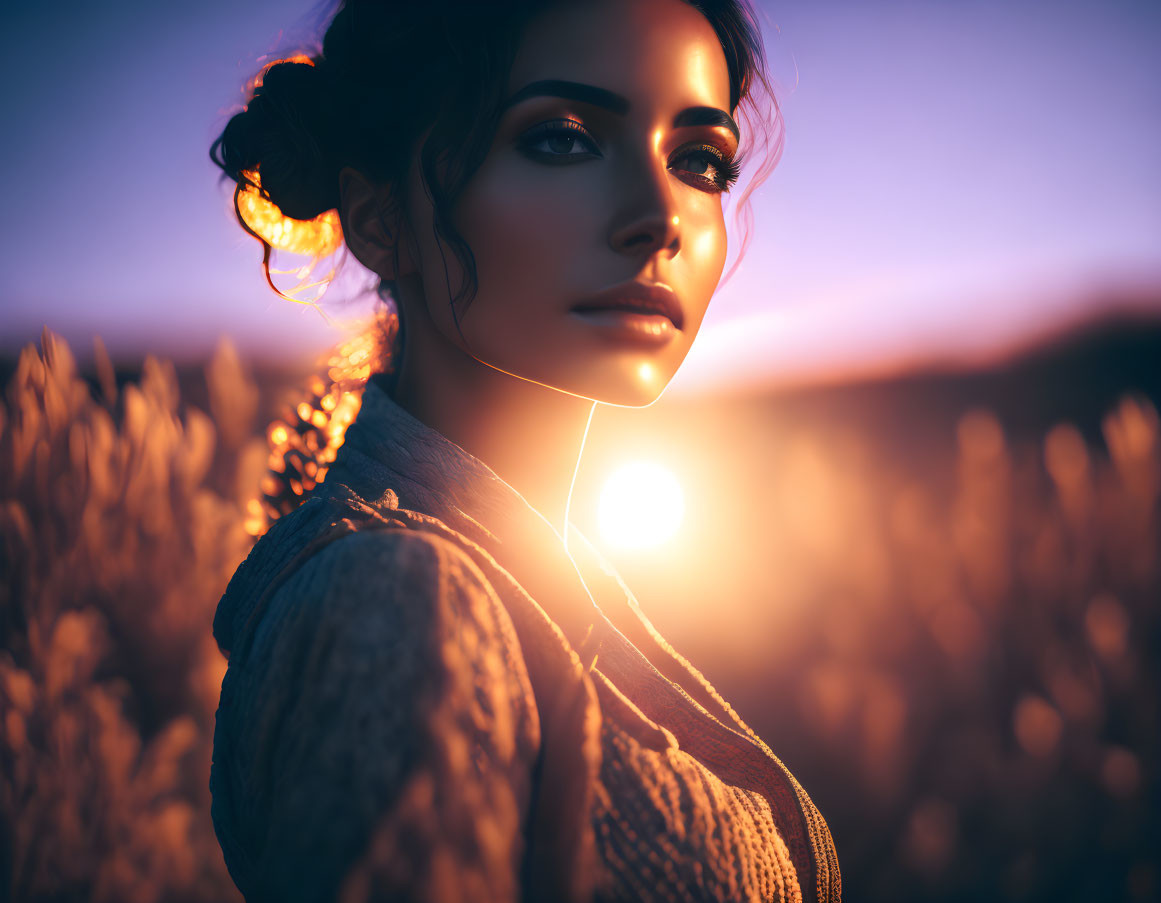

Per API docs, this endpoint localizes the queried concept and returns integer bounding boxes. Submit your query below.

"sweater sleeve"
[210,527,541,903]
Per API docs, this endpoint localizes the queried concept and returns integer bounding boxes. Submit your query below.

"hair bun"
[216,60,343,221]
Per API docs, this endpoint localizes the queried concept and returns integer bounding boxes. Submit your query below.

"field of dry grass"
[1,326,1156,902]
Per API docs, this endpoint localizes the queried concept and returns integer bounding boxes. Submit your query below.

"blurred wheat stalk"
[765,392,1160,898]
[0,329,260,903]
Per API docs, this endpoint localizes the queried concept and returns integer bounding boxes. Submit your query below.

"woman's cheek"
[465,155,594,241]
[464,170,611,328]
[465,196,569,316]
[678,201,729,332]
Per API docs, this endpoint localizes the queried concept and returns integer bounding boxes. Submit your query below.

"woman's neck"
[388,294,596,534]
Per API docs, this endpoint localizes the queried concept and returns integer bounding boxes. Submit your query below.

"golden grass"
[1,329,253,902]
[1,326,1156,901]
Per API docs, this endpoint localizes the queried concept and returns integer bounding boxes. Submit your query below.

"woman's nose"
[607,163,682,259]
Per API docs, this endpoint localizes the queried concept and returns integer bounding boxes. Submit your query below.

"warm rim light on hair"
[598,460,686,550]
[233,166,343,310]
[249,52,316,92]
[235,168,343,258]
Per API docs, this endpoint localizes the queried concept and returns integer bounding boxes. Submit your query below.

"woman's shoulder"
[213,491,515,664]
[212,487,541,727]
[257,522,523,675]
[229,515,537,732]
[210,499,542,902]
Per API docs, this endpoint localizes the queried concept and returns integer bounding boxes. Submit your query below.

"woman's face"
[403,0,737,406]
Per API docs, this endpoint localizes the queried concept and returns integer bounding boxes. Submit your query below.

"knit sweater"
[209,377,841,903]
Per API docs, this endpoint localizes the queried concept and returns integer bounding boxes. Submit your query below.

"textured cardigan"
[210,377,841,903]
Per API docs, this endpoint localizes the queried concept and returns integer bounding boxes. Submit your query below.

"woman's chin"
[569,363,676,408]
[480,350,680,408]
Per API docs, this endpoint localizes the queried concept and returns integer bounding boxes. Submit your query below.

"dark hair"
[210,0,782,320]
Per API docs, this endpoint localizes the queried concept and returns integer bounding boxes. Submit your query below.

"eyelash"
[673,143,742,193]
[516,119,741,193]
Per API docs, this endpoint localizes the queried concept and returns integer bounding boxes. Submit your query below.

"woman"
[209,0,841,900]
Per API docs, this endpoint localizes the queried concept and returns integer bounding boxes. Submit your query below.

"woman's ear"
[337,166,415,280]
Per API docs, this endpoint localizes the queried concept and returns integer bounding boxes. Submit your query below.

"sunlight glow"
[598,460,686,550]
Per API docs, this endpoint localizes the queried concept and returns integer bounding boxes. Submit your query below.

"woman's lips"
[569,281,684,345]
[569,308,678,344]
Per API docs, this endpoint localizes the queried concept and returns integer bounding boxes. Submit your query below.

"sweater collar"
[322,376,750,725]
[322,375,606,646]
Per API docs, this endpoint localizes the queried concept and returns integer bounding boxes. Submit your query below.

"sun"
[598,460,686,550]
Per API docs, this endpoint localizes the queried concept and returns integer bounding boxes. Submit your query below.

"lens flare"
[598,460,685,550]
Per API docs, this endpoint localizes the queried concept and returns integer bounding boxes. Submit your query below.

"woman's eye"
[671,146,739,193]
[518,120,600,161]
[677,153,714,176]
[541,132,583,155]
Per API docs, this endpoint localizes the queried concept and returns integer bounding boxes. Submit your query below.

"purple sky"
[3,0,1159,390]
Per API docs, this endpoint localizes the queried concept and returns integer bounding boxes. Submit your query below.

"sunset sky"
[2,0,1158,391]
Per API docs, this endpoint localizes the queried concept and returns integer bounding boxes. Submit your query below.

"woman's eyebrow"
[502,79,740,140]
[673,106,739,141]
[503,80,630,114]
